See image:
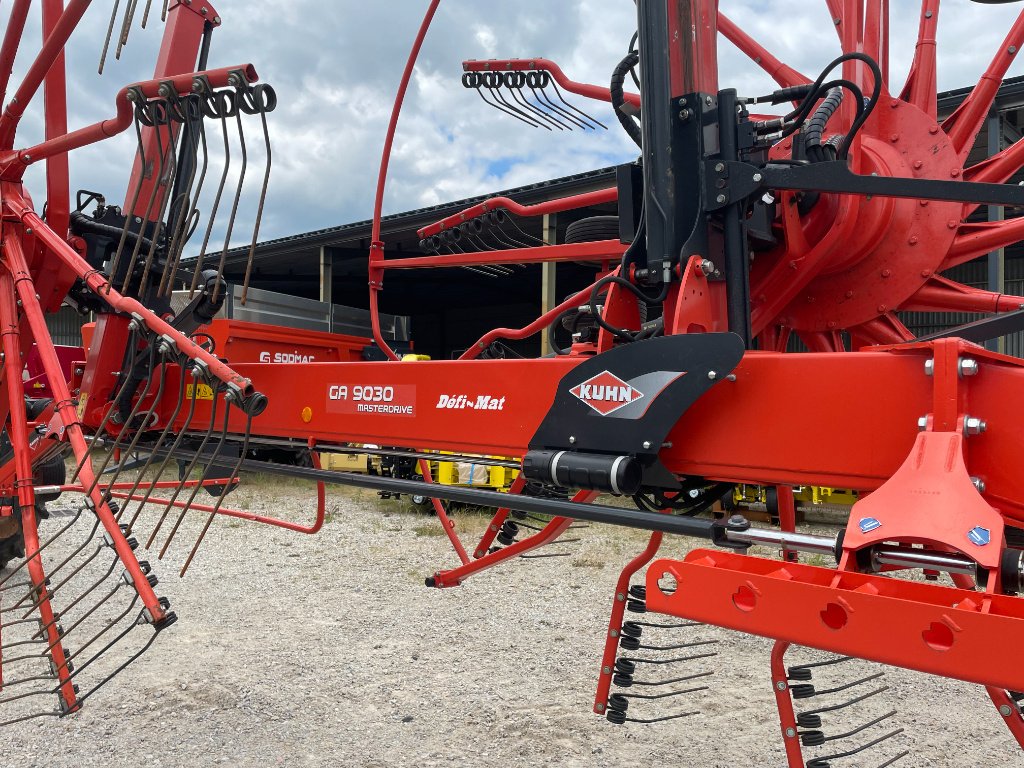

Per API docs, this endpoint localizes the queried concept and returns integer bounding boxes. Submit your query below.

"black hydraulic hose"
[805,87,843,163]
[611,50,642,148]
[69,211,157,253]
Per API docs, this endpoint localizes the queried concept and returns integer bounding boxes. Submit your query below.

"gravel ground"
[2,478,1020,767]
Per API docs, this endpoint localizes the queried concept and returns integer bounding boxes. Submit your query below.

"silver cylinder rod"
[872,545,977,578]
[723,526,839,558]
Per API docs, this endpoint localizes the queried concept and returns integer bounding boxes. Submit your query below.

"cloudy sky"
[8,0,1024,249]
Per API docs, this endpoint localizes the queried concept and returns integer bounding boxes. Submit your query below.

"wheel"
[716,4,1024,351]
[564,215,621,244]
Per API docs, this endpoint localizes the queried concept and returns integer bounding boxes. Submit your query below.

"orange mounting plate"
[645,549,1024,691]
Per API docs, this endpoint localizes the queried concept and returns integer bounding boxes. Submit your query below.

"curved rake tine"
[242,84,277,305]
[473,85,543,128]
[502,73,566,131]
[15,521,103,611]
[549,78,608,129]
[487,81,551,131]
[530,81,593,130]
[211,102,249,303]
[124,372,203,532]
[125,103,170,292]
[93,358,171,507]
[805,729,905,768]
[44,581,126,656]
[180,410,254,576]
[160,95,205,297]
[121,370,193,531]
[98,0,121,74]
[106,106,148,292]
[61,595,140,671]
[76,339,157,489]
[158,397,232,558]
[503,213,546,245]
[138,110,182,292]
[0,507,86,590]
[78,344,161,489]
[192,89,233,298]
[147,386,221,548]
[116,0,140,59]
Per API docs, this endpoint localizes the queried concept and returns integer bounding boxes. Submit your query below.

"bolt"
[642,441,652,450]
[201,6,208,14]
[951,168,961,178]
[785,727,796,738]
[881,269,891,278]
[919,200,929,207]
[716,194,727,204]
[776,681,787,691]
[924,359,935,376]
[877,304,887,313]
[921,269,933,278]
[1000,705,1013,717]
[214,15,222,24]
[908,236,919,245]
[708,371,718,380]
[827,321,836,330]
[603,666,611,674]
[610,629,619,638]
[678,97,687,107]
[971,477,987,493]
[889,133,900,143]
[845,290,854,299]
[616,592,625,602]
[890,98,900,108]
[705,95,713,106]
[925,9,933,18]
[714,162,725,173]
[964,416,987,436]
[752,172,763,183]
[21,154,31,163]
[699,259,715,276]
[1011,46,1019,55]
[929,125,939,134]
[913,160,923,170]
[568,436,576,444]
[596,703,605,712]
[918,415,929,431]
[959,358,979,377]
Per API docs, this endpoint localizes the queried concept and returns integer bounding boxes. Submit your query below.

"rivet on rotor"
[1000,705,1014,717]
[776,681,787,691]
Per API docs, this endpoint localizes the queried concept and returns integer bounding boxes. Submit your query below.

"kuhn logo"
[569,371,643,415]
[259,351,316,364]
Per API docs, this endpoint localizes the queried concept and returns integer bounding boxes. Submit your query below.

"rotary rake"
[2,0,1024,765]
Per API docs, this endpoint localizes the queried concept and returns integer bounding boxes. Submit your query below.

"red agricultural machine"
[2,0,1024,764]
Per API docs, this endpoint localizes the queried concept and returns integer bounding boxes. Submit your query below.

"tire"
[565,215,621,244]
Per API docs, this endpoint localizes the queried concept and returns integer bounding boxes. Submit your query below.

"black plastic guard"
[528,333,745,489]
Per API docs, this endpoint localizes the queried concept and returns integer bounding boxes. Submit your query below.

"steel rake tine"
[57,602,143,683]
[106,108,148,293]
[180,410,254,576]
[62,595,140,670]
[120,370,192,530]
[138,108,183,292]
[116,0,139,58]
[805,729,905,768]
[43,580,126,656]
[241,84,277,305]
[158,397,232,558]
[168,100,210,296]
[147,386,220,548]
[86,347,167,503]
[0,508,86,590]
[122,104,169,293]
[530,82,592,130]
[66,608,165,714]
[488,81,551,130]
[161,0,169,21]
[194,93,234,299]
[17,526,103,613]
[98,0,121,74]
[211,103,249,303]
[160,96,205,297]
[548,77,607,130]
[26,551,119,626]
[140,0,154,28]
[473,80,547,130]
[129,369,202,516]
[502,74,566,131]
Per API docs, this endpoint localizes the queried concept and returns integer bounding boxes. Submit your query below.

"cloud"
[4,0,1023,250]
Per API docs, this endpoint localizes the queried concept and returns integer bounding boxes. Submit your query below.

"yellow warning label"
[186,383,215,401]
[76,393,88,420]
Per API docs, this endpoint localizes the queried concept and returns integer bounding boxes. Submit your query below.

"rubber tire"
[564,215,621,244]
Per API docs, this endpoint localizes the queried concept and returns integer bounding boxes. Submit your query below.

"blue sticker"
[967,527,991,547]
[858,517,882,534]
